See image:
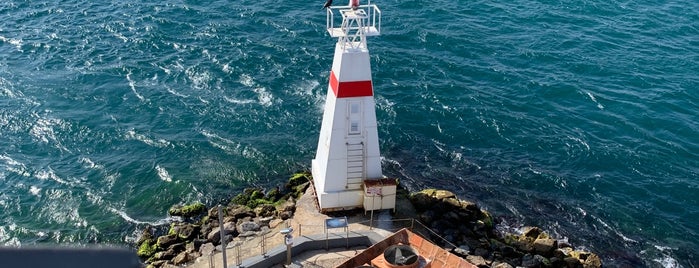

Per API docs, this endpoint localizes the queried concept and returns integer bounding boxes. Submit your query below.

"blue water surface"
[1,0,697,267]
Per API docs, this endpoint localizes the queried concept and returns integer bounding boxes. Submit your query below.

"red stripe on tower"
[329,71,373,98]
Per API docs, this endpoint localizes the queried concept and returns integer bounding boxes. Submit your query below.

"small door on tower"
[348,101,362,136]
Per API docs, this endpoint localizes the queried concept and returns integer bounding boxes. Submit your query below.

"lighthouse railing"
[326,4,381,38]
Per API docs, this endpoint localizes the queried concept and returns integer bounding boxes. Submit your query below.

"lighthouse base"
[315,190,364,213]
[312,158,366,212]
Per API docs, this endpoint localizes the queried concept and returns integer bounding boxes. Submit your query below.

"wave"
[155,165,173,182]
[0,35,23,51]
[35,168,75,187]
[238,74,275,106]
[651,245,682,268]
[29,185,41,196]
[200,129,263,160]
[124,129,171,148]
[0,154,30,177]
[583,90,605,110]
[109,207,171,226]
[185,66,212,91]
[223,96,255,104]
[79,157,105,171]
[125,70,146,101]
[165,85,189,98]
[29,116,70,152]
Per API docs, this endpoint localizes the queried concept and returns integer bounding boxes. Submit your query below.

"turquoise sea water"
[1,0,697,267]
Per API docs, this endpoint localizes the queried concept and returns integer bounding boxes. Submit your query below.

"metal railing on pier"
[210,215,460,267]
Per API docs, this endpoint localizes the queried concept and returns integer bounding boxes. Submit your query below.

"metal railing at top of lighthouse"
[326,1,381,50]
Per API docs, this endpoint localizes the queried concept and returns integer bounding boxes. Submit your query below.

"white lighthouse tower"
[312,2,395,212]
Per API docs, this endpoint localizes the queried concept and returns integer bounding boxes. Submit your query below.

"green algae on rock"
[137,173,310,267]
[168,202,206,218]
[407,188,601,268]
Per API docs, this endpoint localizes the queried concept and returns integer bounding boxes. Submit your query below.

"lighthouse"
[312,2,396,212]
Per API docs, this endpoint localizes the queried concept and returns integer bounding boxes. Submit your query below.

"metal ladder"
[346,142,365,189]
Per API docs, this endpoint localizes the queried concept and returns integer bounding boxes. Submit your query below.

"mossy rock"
[409,189,439,211]
[246,198,273,209]
[137,239,158,259]
[230,192,250,206]
[230,188,264,207]
[169,223,199,241]
[293,182,310,199]
[266,187,282,202]
[480,210,494,229]
[168,202,206,218]
[288,172,310,187]
[168,223,176,236]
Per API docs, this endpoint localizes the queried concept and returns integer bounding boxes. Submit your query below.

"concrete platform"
[187,186,408,268]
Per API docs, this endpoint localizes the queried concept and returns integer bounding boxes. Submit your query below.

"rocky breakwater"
[409,189,602,268]
[135,172,311,268]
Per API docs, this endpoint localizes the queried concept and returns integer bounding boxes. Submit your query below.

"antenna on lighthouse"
[313,2,395,213]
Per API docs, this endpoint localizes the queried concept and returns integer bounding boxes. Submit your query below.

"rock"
[257,216,274,227]
[442,196,462,209]
[537,255,552,267]
[169,202,206,218]
[223,222,238,236]
[161,263,179,268]
[157,234,179,249]
[522,226,543,239]
[207,206,220,218]
[279,198,296,212]
[254,204,276,217]
[192,239,207,251]
[453,245,470,257]
[207,227,221,243]
[148,260,167,267]
[199,242,215,257]
[466,255,487,267]
[553,248,569,259]
[237,221,260,233]
[473,220,489,236]
[558,239,572,249]
[550,257,566,267]
[171,223,199,241]
[167,242,185,253]
[187,252,202,262]
[583,253,602,268]
[500,246,517,258]
[513,238,534,253]
[409,190,436,211]
[222,234,233,244]
[137,226,154,246]
[227,205,256,220]
[564,256,582,268]
[229,188,263,207]
[153,249,176,261]
[492,262,514,268]
[434,189,456,200]
[185,242,196,253]
[266,186,282,201]
[287,172,310,188]
[445,211,461,221]
[137,238,157,259]
[474,247,490,257]
[521,253,541,268]
[207,223,237,244]
[172,252,189,265]
[279,211,293,220]
[533,238,556,255]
